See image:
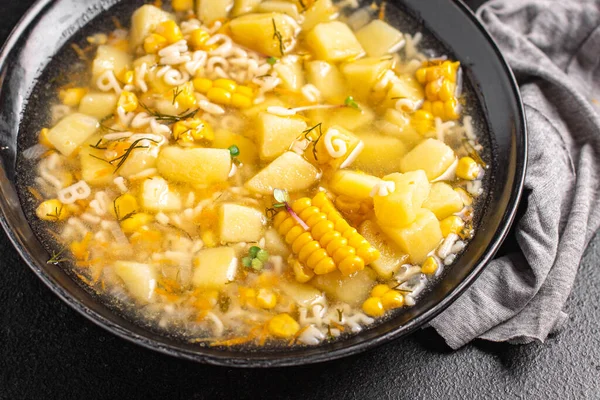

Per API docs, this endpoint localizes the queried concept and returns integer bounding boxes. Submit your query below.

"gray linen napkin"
[430,0,600,349]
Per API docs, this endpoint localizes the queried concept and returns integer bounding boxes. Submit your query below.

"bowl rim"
[0,0,527,367]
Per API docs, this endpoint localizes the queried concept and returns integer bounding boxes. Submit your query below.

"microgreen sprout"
[47,248,68,265]
[344,96,361,111]
[267,57,278,66]
[270,189,310,230]
[272,18,285,56]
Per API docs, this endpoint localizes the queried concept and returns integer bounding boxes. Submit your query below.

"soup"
[23,0,487,346]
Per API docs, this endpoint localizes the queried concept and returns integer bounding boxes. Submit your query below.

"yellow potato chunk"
[80,135,113,186]
[273,56,305,92]
[380,108,423,148]
[92,45,133,81]
[355,20,404,57]
[156,147,231,186]
[312,268,376,307]
[212,130,258,165]
[329,170,383,201]
[264,228,290,258]
[302,0,337,31]
[218,203,265,243]
[78,92,117,119]
[257,1,301,21]
[423,182,464,220]
[310,125,364,170]
[279,281,325,307]
[381,209,443,264]
[140,177,182,212]
[359,220,409,279]
[114,261,157,303]
[130,5,174,50]
[341,58,392,100]
[305,61,348,103]
[354,133,407,176]
[305,21,364,62]
[385,74,425,108]
[192,247,238,289]
[196,0,234,24]
[257,113,307,161]
[47,113,98,157]
[245,151,320,195]
[400,138,456,180]
[229,13,300,57]
[308,105,374,132]
[374,170,430,228]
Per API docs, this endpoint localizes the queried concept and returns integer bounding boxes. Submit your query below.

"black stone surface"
[1,1,599,398]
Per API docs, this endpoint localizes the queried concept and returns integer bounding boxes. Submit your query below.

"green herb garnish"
[172,86,183,105]
[113,195,137,222]
[46,206,63,222]
[344,96,361,111]
[228,145,241,166]
[267,57,278,66]
[47,248,68,265]
[272,18,285,56]
[302,122,324,161]
[243,246,270,271]
[109,138,160,173]
[140,102,199,123]
[271,189,309,230]
[337,309,343,322]
[218,293,231,313]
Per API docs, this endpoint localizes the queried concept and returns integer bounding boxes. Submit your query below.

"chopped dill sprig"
[113,196,137,222]
[172,86,183,105]
[337,309,344,322]
[140,102,199,123]
[272,18,285,56]
[90,138,110,150]
[326,325,334,340]
[45,206,63,222]
[218,293,231,312]
[107,137,161,173]
[298,0,306,10]
[302,122,324,161]
[47,248,68,265]
[344,96,361,111]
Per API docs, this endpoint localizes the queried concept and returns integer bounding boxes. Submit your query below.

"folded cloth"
[430,0,600,349]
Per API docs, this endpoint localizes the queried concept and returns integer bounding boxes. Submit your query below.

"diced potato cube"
[359,220,409,279]
[379,108,423,148]
[156,147,231,186]
[381,209,443,264]
[341,58,392,100]
[257,112,307,161]
[305,21,364,62]
[114,261,157,303]
[384,74,425,108]
[354,133,407,176]
[119,146,159,179]
[400,138,456,180]
[329,170,383,201]
[374,170,430,228]
[192,247,238,289]
[308,105,374,132]
[78,92,117,119]
[80,135,113,186]
[241,95,286,121]
[258,1,301,20]
[423,182,464,220]
[312,268,376,307]
[246,151,320,195]
[264,227,290,257]
[229,13,300,57]
[302,0,337,31]
[311,125,364,170]
[130,5,174,50]
[231,0,262,16]
[355,20,404,57]
[213,130,258,165]
[305,61,348,103]
[92,45,132,81]
[219,204,265,243]
[273,56,305,92]
[47,113,98,157]
[279,281,325,307]
[196,0,234,24]
[140,177,182,212]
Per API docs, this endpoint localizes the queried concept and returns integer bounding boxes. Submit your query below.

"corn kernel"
[362,297,385,317]
[118,91,139,113]
[444,98,461,120]
[136,226,163,243]
[155,20,183,44]
[143,33,168,54]
[381,290,404,310]
[111,194,139,220]
[440,216,465,237]
[172,0,194,11]
[371,284,391,298]
[173,118,214,145]
[117,69,134,85]
[36,199,69,222]
[421,256,439,275]
[420,101,432,113]
[193,77,213,94]
[189,29,211,50]
[39,128,53,148]
[59,87,87,107]
[213,79,237,92]
[268,313,300,339]
[207,87,232,105]
[235,85,254,97]
[201,230,217,248]
[456,156,480,180]
[239,287,257,307]
[412,109,434,135]
[438,80,455,102]
[120,213,153,234]
[292,259,314,283]
[425,79,442,101]
[431,100,445,118]
[338,255,364,275]
[256,288,277,309]
[426,67,442,82]
[231,94,252,109]
[415,67,427,84]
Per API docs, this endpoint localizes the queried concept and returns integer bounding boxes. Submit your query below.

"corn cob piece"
[415,60,461,121]
[193,78,255,109]
[274,192,380,276]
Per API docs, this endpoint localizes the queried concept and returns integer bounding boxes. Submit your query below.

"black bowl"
[0,0,526,367]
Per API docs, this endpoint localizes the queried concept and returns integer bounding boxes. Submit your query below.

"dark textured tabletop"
[1,1,599,399]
